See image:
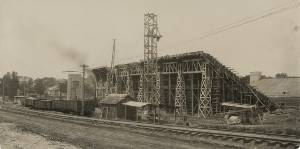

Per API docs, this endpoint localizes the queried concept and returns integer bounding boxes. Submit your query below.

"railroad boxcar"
[52,100,95,115]
[52,100,65,111]
[24,97,38,108]
[52,100,77,113]
[34,100,52,110]
[76,100,96,115]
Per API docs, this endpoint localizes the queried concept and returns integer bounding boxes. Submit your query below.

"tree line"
[0,72,67,99]
[1,71,96,99]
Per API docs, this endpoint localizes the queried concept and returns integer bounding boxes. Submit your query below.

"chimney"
[250,71,261,85]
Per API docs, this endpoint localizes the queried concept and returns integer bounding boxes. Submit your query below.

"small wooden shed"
[122,101,151,121]
[100,94,133,119]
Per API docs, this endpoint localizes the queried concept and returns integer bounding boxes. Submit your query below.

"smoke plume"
[48,41,87,65]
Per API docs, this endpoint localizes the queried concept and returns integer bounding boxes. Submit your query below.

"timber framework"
[92,51,271,118]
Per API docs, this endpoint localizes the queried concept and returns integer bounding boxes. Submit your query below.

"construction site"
[91,13,272,125]
[0,5,299,148]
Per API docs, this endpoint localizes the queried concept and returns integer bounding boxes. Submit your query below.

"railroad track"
[0,105,299,148]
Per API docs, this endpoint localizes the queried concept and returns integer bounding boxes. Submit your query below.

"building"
[100,94,133,119]
[67,74,82,100]
[46,85,67,100]
[250,72,300,109]
[47,85,60,99]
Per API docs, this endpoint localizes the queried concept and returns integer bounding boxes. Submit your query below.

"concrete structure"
[67,74,82,100]
[92,13,270,120]
[92,51,271,119]
[251,76,300,108]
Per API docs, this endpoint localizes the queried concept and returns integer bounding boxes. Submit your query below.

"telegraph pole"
[2,77,4,104]
[80,64,89,115]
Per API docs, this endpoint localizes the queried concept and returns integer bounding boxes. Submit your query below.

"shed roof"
[222,102,256,109]
[26,97,37,100]
[102,94,131,105]
[252,77,300,98]
[122,101,150,107]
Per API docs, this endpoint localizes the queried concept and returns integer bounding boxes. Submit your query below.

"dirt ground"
[0,122,79,149]
[0,110,238,149]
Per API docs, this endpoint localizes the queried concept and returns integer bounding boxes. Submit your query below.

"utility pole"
[2,76,4,104]
[80,64,89,115]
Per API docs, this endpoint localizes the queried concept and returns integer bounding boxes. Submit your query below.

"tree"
[18,76,34,96]
[10,72,19,97]
[58,80,67,93]
[84,73,97,99]
[42,77,56,89]
[34,78,46,96]
[1,71,19,98]
[0,78,3,97]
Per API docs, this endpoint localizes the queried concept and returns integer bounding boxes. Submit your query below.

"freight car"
[23,97,96,116]
[52,100,95,115]
[34,99,52,110]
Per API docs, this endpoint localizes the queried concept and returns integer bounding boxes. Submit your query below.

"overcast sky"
[0,0,299,78]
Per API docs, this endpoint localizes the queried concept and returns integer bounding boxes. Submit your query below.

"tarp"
[122,101,150,108]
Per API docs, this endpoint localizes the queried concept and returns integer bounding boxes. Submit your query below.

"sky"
[0,0,299,78]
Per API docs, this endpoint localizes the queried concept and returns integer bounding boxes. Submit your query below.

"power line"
[200,0,299,36]
[160,1,300,52]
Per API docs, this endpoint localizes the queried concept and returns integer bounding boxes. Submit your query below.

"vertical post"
[168,74,171,112]
[23,80,26,97]
[2,77,4,104]
[154,106,156,124]
[116,105,118,119]
[136,108,138,121]
[80,64,89,116]
[222,80,225,112]
[191,74,194,116]
[106,107,108,118]
[125,105,127,120]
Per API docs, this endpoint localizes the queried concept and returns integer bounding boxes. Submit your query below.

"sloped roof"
[252,77,300,97]
[47,85,59,91]
[102,94,131,105]
[26,97,37,100]
[122,101,150,107]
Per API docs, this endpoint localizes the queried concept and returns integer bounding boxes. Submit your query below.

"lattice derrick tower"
[137,13,162,105]
[198,63,212,118]
[125,69,133,97]
[106,39,118,95]
[175,65,187,118]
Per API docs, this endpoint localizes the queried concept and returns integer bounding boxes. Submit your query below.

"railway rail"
[0,105,299,148]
